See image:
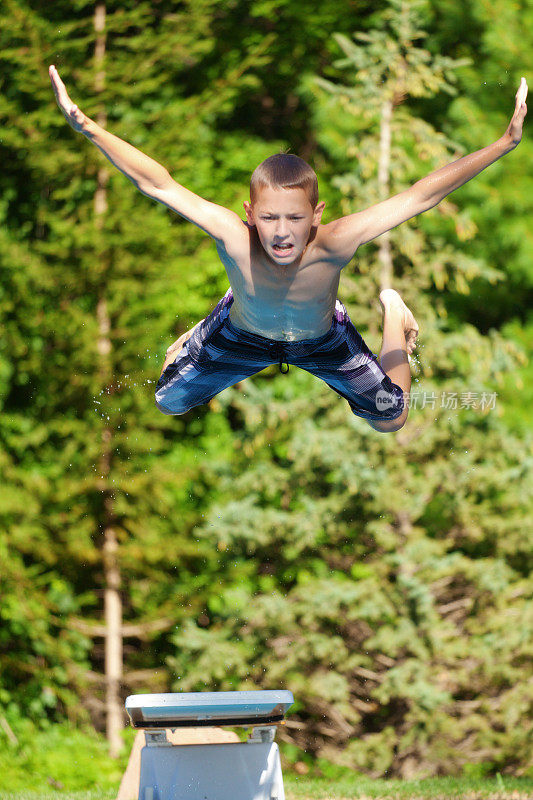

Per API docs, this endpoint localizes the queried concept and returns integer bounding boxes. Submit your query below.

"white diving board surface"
[126,690,294,729]
[125,690,294,800]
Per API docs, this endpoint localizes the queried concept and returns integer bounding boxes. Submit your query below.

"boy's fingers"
[49,65,62,90]
[517,77,528,105]
[49,66,72,110]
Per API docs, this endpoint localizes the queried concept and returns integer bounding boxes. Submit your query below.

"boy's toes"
[406,328,418,354]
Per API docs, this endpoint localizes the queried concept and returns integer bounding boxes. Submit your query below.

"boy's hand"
[506,77,528,146]
[49,65,90,135]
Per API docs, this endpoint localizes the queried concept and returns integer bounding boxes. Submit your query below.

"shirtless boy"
[50,66,528,432]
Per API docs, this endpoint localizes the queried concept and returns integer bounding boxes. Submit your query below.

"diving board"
[125,690,294,800]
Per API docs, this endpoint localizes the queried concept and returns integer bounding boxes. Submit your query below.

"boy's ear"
[243,201,255,226]
[312,201,326,226]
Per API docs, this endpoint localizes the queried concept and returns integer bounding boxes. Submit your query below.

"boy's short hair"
[250,153,319,208]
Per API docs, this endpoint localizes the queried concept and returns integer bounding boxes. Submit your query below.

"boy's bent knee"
[155,397,190,416]
[367,412,407,433]
[365,382,407,432]
[155,398,177,415]
[368,420,405,433]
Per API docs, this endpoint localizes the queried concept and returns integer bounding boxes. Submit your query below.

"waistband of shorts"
[221,294,348,349]
[224,313,341,347]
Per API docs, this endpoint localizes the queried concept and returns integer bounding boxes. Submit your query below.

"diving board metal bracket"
[125,690,294,800]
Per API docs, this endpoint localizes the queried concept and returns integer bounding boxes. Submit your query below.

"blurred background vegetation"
[0,0,532,791]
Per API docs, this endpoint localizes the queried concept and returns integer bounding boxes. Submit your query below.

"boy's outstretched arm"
[49,65,245,245]
[323,79,528,264]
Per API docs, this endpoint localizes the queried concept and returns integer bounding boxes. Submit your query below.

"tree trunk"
[378,98,394,291]
[93,1,124,759]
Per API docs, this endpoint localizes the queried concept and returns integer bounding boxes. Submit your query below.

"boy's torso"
[216,224,345,341]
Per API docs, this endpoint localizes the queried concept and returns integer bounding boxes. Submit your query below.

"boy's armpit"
[316,218,364,267]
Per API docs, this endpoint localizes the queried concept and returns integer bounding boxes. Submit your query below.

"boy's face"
[244,186,325,266]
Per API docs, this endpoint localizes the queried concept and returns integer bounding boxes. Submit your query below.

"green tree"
[0,0,268,747]
[166,0,533,777]
[1,0,531,779]
[0,0,378,748]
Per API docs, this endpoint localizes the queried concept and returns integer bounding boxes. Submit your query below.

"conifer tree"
[1,0,531,777]
[0,0,286,744]
[166,0,533,777]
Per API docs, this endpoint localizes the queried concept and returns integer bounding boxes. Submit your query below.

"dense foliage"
[0,0,531,781]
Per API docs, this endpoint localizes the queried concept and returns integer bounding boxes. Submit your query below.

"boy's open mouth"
[272,243,294,256]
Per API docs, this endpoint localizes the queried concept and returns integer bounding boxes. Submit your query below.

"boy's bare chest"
[219,249,342,340]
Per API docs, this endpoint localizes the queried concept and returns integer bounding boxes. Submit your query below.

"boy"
[50,65,528,433]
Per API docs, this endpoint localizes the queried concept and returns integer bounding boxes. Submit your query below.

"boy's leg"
[368,288,418,433]
[155,337,267,415]
[287,293,416,431]
[155,298,277,415]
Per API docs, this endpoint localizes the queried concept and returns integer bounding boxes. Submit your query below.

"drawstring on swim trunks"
[270,343,290,374]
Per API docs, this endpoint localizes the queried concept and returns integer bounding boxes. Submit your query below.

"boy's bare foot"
[159,323,200,378]
[379,289,419,355]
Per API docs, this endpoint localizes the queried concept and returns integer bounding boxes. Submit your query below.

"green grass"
[1,776,533,800]
[285,773,533,798]
[0,722,132,794]
[1,724,531,799]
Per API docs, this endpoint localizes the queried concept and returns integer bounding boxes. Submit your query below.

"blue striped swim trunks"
[155,289,404,422]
